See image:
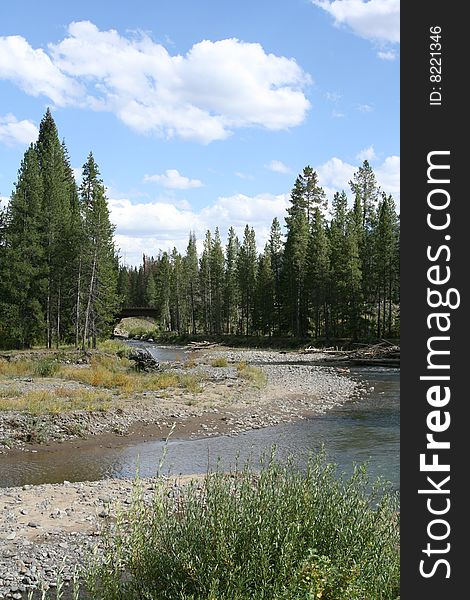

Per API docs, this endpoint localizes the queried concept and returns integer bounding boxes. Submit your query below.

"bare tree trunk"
[82,248,98,352]
[75,257,82,348]
[56,286,61,349]
[46,276,51,349]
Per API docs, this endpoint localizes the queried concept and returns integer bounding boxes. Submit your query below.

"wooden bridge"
[116,307,159,320]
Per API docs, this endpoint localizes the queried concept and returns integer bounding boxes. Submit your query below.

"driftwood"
[302,341,400,367]
[184,340,218,351]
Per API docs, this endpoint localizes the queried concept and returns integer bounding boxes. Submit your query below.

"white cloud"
[71,166,82,183]
[0,35,84,105]
[235,171,254,180]
[316,153,400,205]
[375,155,400,199]
[356,145,376,161]
[313,0,399,58]
[313,0,399,43]
[357,103,374,112]
[0,114,38,146]
[0,22,312,144]
[144,169,203,189]
[332,109,345,118]
[110,153,399,265]
[377,49,397,61]
[109,192,290,265]
[265,160,292,174]
[325,91,342,103]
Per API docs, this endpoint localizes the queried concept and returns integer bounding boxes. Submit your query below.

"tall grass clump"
[210,356,228,368]
[236,360,267,388]
[86,453,399,600]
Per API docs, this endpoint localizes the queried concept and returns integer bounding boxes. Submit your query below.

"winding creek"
[0,345,399,490]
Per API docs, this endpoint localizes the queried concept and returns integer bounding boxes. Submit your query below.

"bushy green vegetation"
[83,455,399,599]
[210,356,228,367]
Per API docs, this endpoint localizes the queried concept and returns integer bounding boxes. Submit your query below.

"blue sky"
[0,0,399,265]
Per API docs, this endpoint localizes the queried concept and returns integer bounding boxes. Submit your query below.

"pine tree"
[289,166,327,223]
[183,232,200,334]
[61,140,82,346]
[224,227,240,334]
[350,161,380,338]
[80,152,118,349]
[375,193,400,338]
[170,248,185,333]
[36,109,72,347]
[283,168,312,337]
[1,146,45,348]
[155,252,171,330]
[210,228,225,334]
[256,246,275,335]
[268,218,283,335]
[200,230,213,334]
[237,225,257,335]
[307,207,330,338]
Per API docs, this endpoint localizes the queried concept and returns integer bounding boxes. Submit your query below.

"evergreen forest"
[0,110,399,350]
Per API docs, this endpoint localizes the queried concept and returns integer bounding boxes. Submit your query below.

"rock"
[128,349,160,372]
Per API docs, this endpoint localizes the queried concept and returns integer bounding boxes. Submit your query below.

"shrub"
[210,356,228,368]
[85,454,400,600]
[34,357,60,377]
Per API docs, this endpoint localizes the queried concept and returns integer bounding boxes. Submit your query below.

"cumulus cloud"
[312,0,399,58]
[109,192,290,265]
[0,35,84,105]
[356,145,376,161]
[0,22,311,143]
[144,169,203,189]
[265,160,292,174]
[0,114,38,146]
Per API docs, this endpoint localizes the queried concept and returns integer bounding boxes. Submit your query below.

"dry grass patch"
[0,387,112,414]
[60,359,204,395]
[0,359,34,378]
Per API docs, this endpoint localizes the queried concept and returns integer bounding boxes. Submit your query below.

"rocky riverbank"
[0,475,200,599]
[1,347,366,454]
[0,347,376,597]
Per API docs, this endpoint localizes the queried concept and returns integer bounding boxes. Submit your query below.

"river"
[0,346,399,490]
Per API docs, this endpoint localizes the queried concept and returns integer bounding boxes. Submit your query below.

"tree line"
[119,164,400,341]
[0,109,118,350]
[0,109,399,350]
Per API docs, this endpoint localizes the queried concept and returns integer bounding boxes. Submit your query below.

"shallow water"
[0,358,399,489]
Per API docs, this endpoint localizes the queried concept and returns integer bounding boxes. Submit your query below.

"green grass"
[83,454,399,600]
[210,356,228,368]
[236,360,267,387]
